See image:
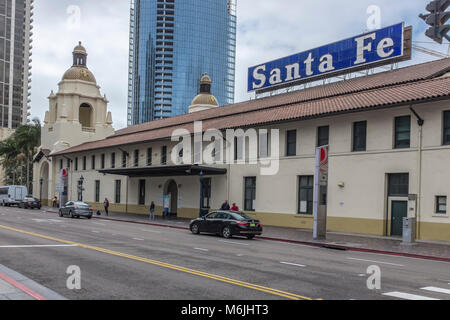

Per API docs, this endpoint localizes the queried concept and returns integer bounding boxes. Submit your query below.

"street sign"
[56,184,64,193]
[313,145,329,240]
[319,146,329,186]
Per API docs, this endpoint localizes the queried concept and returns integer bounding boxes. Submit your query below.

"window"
[353,121,367,152]
[111,153,116,168]
[161,146,167,165]
[202,178,211,209]
[388,173,409,197]
[286,130,297,157]
[115,180,121,203]
[317,126,329,147]
[298,176,314,215]
[122,151,127,168]
[101,154,105,169]
[444,111,450,145]
[95,180,100,203]
[244,177,256,211]
[91,155,96,170]
[234,136,243,161]
[394,116,411,149]
[147,148,152,166]
[134,150,139,167]
[436,196,447,214]
[59,159,63,170]
[75,158,78,171]
[82,156,86,170]
[67,159,71,169]
[259,131,268,158]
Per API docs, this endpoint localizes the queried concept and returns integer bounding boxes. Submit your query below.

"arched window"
[79,103,92,128]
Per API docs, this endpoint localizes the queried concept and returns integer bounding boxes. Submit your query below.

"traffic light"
[420,0,450,44]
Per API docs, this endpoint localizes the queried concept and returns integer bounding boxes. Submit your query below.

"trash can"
[402,217,416,244]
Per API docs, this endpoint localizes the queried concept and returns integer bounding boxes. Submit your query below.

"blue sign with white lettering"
[248,23,405,92]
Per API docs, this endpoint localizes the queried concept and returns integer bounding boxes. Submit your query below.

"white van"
[0,186,28,206]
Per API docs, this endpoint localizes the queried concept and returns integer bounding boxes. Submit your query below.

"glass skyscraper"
[0,0,33,129]
[128,0,236,125]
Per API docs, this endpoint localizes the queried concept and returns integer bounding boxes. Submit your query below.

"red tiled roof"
[53,58,450,156]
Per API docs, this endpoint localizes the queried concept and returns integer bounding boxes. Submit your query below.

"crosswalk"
[383,285,450,300]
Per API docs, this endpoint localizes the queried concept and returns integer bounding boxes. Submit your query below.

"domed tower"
[41,42,114,153]
[188,73,219,113]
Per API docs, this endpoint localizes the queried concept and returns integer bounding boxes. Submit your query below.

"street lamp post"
[199,170,204,217]
[39,178,43,203]
[78,175,85,202]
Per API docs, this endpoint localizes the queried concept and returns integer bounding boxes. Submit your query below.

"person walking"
[149,201,155,221]
[220,200,230,210]
[103,198,110,216]
[52,196,58,208]
[231,203,239,211]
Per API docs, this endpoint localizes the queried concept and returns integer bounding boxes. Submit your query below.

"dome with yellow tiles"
[62,42,96,84]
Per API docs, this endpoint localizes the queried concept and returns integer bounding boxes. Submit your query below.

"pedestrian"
[103,198,109,216]
[220,200,230,210]
[231,203,239,211]
[149,201,155,221]
[52,196,58,208]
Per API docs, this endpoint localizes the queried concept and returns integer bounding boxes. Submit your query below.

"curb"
[44,209,450,263]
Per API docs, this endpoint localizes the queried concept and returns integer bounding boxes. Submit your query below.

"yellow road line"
[0,224,317,300]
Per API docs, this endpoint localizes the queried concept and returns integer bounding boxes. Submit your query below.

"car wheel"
[246,235,255,240]
[222,226,232,239]
[87,215,92,220]
[190,223,200,235]
[59,210,63,217]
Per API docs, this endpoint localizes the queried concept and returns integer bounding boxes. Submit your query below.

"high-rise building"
[128,0,236,125]
[0,0,33,129]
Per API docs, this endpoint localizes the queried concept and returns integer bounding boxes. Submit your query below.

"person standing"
[104,198,110,216]
[231,203,239,211]
[149,201,155,221]
[220,200,230,210]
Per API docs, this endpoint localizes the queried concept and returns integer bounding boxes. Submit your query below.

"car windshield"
[231,211,255,220]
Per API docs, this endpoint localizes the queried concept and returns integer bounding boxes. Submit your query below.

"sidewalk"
[0,264,66,300]
[42,207,450,262]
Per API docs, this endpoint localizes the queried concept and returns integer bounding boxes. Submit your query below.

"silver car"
[59,201,93,219]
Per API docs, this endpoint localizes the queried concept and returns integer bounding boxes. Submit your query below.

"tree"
[0,118,41,192]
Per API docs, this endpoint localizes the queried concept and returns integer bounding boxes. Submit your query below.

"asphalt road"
[0,206,449,300]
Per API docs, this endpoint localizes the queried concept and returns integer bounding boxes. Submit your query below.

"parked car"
[0,186,28,207]
[59,201,93,219]
[19,197,41,209]
[189,210,262,239]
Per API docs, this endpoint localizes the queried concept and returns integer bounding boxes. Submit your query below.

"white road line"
[194,248,209,252]
[421,287,450,295]
[140,229,161,233]
[91,230,100,234]
[383,292,439,300]
[91,222,105,226]
[346,257,404,267]
[0,244,78,248]
[218,240,249,246]
[133,238,145,241]
[280,261,306,268]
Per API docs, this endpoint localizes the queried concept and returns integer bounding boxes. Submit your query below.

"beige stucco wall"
[35,101,450,242]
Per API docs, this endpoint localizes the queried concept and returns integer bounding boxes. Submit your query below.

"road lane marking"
[194,248,209,252]
[421,287,450,295]
[280,262,306,268]
[346,257,404,267]
[91,231,100,234]
[140,229,161,233]
[0,223,317,300]
[0,244,78,248]
[133,238,145,241]
[218,240,249,246]
[383,292,439,300]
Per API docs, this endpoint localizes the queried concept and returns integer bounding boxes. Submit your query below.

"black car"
[59,201,93,219]
[189,211,262,239]
[19,197,41,209]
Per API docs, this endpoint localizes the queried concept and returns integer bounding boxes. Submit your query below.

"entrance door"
[391,201,407,236]
[139,180,145,205]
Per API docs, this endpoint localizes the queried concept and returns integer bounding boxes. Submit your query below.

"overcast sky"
[31,0,445,130]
